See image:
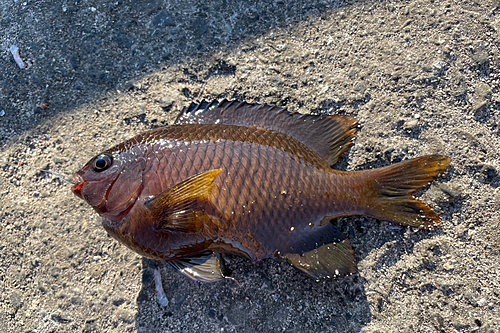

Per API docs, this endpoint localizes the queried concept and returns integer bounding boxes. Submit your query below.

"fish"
[72,100,450,281]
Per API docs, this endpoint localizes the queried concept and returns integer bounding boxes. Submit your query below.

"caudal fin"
[361,155,450,228]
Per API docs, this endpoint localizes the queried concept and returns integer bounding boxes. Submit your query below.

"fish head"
[72,146,146,226]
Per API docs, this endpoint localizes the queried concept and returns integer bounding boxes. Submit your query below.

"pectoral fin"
[168,251,225,282]
[285,239,357,279]
[145,169,223,232]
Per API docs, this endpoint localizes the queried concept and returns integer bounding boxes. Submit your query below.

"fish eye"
[93,155,113,172]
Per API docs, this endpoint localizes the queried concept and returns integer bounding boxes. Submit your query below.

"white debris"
[154,267,169,307]
[10,45,25,69]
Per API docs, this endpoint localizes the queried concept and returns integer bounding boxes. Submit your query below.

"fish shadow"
[339,216,448,273]
[135,255,371,333]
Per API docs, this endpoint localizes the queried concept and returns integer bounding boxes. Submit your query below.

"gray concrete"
[0,0,499,332]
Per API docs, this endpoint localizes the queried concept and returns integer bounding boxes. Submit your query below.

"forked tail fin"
[359,155,451,228]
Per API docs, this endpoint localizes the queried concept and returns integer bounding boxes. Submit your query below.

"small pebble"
[404,119,419,128]
[10,292,23,310]
[443,261,454,270]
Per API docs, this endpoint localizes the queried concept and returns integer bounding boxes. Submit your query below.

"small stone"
[348,69,358,79]
[49,266,61,278]
[365,101,376,110]
[53,156,67,164]
[477,298,487,307]
[112,297,126,307]
[70,296,83,305]
[473,101,489,115]
[353,82,366,94]
[476,82,492,100]
[443,261,454,270]
[432,313,444,328]
[465,291,479,307]
[452,317,470,330]
[404,119,419,128]
[192,17,209,37]
[159,98,173,111]
[275,44,288,52]
[391,70,401,80]
[436,183,463,201]
[271,77,283,86]
[8,266,26,283]
[64,248,76,259]
[449,68,467,96]
[28,42,40,51]
[441,284,454,296]
[83,321,98,333]
[115,308,135,323]
[494,193,500,208]
[478,164,498,183]
[10,292,23,310]
[51,313,72,324]
[471,42,489,65]
[38,279,48,293]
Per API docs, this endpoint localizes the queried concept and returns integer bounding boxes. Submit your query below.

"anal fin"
[285,239,357,279]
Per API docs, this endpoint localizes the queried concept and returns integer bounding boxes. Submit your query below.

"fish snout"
[71,174,85,199]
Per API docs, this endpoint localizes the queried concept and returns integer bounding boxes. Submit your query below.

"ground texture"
[1,0,499,332]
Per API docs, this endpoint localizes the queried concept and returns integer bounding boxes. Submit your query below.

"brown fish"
[72,100,450,281]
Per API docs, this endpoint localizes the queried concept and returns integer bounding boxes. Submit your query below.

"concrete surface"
[0,0,499,332]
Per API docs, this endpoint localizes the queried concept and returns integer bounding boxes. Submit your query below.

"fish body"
[72,100,450,280]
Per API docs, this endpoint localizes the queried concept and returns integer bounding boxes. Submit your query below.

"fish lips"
[71,174,85,199]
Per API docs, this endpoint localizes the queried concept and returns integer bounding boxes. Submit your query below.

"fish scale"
[155,132,337,256]
[72,100,450,281]
[129,127,349,259]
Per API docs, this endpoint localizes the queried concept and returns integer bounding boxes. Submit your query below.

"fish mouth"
[71,174,84,199]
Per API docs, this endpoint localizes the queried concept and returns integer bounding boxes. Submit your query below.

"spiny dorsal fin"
[175,100,358,166]
[145,169,223,233]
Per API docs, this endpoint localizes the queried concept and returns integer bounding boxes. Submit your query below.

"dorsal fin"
[175,100,358,166]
